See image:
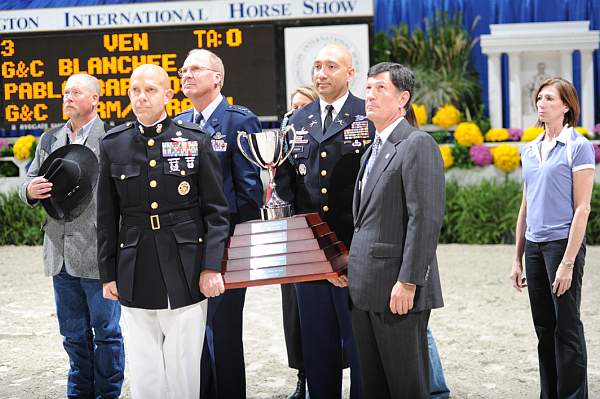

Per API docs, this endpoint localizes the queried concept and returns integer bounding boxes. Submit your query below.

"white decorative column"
[580,50,594,130]
[508,52,522,129]
[487,53,502,129]
[481,21,599,129]
[560,50,573,82]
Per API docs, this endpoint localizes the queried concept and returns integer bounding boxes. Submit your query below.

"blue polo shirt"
[521,125,596,243]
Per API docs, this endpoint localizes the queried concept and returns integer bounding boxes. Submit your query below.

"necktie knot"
[194,112,204,126]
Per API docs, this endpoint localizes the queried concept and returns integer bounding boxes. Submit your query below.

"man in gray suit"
[20,73,125,398]
[348,62,445,399]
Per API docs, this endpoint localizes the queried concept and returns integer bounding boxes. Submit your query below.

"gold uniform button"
[198,238,203,243]
[320,151,327,158]
[180,170,186,176]
[149,180,157,188]
[151,202,159,210]
[147,138,155,147]
[320,170,327,176]
[120,174,126,180]
[120,243,124,248]
[149,159,157,167]
[323,205,329,212]
[321,188,327,194]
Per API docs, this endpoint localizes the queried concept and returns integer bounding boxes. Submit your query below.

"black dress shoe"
[287,370,306,399]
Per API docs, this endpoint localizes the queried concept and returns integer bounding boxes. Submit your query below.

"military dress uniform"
[275,92,375,399]
[97,117,230,398]
[176,95,263,399]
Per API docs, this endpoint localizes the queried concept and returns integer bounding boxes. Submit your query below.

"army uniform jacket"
[275,92,375,248]
[97,117,230,310]
[176,97,263,229]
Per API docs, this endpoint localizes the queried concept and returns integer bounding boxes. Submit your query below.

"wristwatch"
[560,260,575,269]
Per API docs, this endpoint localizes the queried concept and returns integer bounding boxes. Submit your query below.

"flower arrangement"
[12,135,37,160]
[594,124,600,137]
[412,103,427,127]
[453,122,483,147]
[593,144,600,164]
[484,128,509,142]
[507,128,523,141]
[521,126,544,142]
[432,104,460,128]
[439,145,454,170]
[469,144,492,166]
[0,138,10,157]
[574,127,592,139]
[491,144,521,173]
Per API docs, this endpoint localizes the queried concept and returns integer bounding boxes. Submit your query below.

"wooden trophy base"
[222,213,347,288]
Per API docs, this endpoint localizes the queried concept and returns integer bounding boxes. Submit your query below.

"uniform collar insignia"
[309,121,318,127]
[213,132,225,139]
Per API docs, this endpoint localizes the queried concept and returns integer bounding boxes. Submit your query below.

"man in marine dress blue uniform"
[175,48,263,399]
[275,43,372,399]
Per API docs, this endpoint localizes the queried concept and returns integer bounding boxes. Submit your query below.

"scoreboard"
[0,23,279,131]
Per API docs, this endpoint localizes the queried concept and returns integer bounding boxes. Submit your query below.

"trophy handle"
[237,131,264,169]
[277,125,297,167]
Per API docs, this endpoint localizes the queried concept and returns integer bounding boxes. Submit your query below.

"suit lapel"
[84,117,105,157]
[206,98,228,137]
[353,146,372,220]
[322,94,357,142]
[299,102,322,143]
[355,119,415,223]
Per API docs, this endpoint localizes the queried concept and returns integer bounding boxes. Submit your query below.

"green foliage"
[466,104,491,135]
[440,182,600,245]
[0,145,12,157]
[381,11,482,118]
[0,161,19,177]
[372,32,391,64]
[450,144,473,169]
[0,191,45,245]
[430,130,452,144]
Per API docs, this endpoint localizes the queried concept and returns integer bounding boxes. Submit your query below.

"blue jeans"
[53,268,125,399]
[428,328,450,399]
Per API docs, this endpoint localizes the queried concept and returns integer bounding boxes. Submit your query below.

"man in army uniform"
[275,43,373,399]
[97,64,230,398]
[176,49,263,399]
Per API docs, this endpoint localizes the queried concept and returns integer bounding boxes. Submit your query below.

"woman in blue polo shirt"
[510,78,595,399]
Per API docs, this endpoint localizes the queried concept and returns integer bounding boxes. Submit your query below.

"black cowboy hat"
[38,144,99,221]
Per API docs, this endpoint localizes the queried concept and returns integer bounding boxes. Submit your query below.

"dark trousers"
[525,239,588,399]
[351,307,430,399]
[200,287,247,399]
[295,281,362,399]
[52,268,124,399]
[281,283,303,370]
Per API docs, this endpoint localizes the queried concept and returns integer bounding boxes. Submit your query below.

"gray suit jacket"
[348,119,445,313]
[19,117,105,278]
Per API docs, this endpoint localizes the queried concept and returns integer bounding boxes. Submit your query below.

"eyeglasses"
[63,89,85,99]
[177,65,218,78]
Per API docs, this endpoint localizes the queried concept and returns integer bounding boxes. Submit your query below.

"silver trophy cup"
[237,126,297,220]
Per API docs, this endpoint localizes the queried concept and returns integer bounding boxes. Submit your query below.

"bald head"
[312,43,355,103]
[128,64,173,125]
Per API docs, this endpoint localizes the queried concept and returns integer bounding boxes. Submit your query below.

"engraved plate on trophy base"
[222,213,348,288]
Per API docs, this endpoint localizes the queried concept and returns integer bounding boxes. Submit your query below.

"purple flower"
[0,138,8,150]
[507,128,523,141]
[594,124,600,134]
[469,144,493,166]
[593,144,600,164]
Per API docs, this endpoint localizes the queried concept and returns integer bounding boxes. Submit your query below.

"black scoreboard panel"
[0,23,277,130]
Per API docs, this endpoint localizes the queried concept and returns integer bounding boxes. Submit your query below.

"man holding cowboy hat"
[19,73,125,398]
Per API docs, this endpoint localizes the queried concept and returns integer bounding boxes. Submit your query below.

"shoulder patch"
[226,104,251,115]
[106,121,134,136]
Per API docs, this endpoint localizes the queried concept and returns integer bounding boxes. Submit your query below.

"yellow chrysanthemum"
[491,144,520,173]
[439,145,454,170]
[484,128,509,142]
[412,103,427,127]
[432,104,461,128]
[521,126,544,142]
[453,122,483,147]
[574,127,592,139]
[13,135,37,160]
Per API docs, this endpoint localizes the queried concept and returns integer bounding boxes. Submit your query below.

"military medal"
[178,181,191,196]
[168,158,180,172]
[211,139,227,152]
[162,141,198,157]
[298,164,307,176]
[352,140,362,147]
[185,156,195,168]
[213,132,226,140]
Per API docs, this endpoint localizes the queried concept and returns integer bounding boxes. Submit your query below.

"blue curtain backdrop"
[1,0,598,130]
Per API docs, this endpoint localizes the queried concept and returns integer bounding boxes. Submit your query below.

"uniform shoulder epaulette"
[226,104,251,115]
[106,121,134,136]
[174,118,205,133]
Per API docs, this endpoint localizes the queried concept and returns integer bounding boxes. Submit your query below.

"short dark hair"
[367,62,417,127]
[534,77,580,128]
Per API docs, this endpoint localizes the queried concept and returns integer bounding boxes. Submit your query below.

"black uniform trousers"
[281,283,303,370]
[524,238,588,399]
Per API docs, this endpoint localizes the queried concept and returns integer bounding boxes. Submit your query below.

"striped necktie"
[363,134,382,183]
